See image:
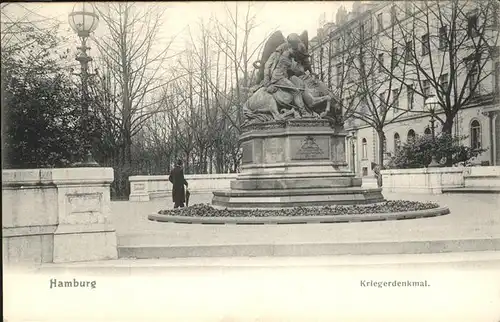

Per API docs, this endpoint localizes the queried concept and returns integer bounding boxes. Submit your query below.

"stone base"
[130,194,150,202]
[232,172,362,190]
[3,236,53,266]
[118,237,499,259]
[212,119,385,209]
[53,224,118,263]
[212,187,384,209]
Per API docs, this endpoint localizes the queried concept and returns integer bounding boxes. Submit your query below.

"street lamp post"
[350,131,357,174]
[68,3,100,167]
[424,95,440,168]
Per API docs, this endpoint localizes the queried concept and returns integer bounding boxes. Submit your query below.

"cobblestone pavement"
[111,192,500,246]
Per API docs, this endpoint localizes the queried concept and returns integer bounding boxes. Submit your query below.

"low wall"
[2,168,118,266]
[129,173,238,201]
[464,166,500,187]
[129,166,500,199]
[381,167,466,194]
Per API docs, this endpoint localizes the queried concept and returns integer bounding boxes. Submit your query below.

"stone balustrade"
[381,166,500,194]
[129,173,238,202]
[128,166,500,200]
[2,168,118,265]
[463,166,500,187]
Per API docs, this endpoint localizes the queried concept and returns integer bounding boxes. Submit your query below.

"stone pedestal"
[51,168,117,263]
[129,178,150,202]
[2,168,118,265]
[212,119,384,208]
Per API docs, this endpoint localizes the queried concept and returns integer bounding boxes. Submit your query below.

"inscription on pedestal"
[263,138,284,163]
[67,193,102,215]
[331,136,346,163]
[291,136,329,160]
[133,183,145,191]
[241,141,253,164]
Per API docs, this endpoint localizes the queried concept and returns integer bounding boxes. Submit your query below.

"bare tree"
[1,3,72,78]
[316,1,498,166]
[90,3,181,168]
[345,13,413,166]
[209,2,269,127]
[388,0,499,136]
[92,3,275,176]
[1,3,61,55]
[313,15,409,166]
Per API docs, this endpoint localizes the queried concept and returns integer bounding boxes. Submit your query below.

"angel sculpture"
[242,30,342,126]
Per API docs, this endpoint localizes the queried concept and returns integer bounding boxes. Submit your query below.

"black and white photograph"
[2,1,500,321]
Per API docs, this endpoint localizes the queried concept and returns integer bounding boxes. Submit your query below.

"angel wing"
[297,30,312,73]
[299,30,309,51]
[255,31,286,85]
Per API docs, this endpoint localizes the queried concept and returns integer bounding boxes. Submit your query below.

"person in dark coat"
[169,159,188,208]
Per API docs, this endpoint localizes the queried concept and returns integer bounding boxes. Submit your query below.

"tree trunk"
[208,149,213,174]
[125,134,132,166]
[376,129,385,168]
[185,152,190,174]
[441,117,454,166]
[441,117,454,135]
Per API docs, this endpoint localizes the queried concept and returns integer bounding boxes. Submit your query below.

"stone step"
[214,186,382,197]
[117,238,500,259]
[442,187,500,193]
[464,176,500,188]
[212,185,385,208]
[35,251,500,271]
[230,176,362,190]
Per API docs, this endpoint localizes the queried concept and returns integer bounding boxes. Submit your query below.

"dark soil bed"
[157,200,440,217]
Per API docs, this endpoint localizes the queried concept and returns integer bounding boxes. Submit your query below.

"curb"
[147,206,450,225]
[442,187,500,194]
[34,251,500,271]
[117,238,500,259]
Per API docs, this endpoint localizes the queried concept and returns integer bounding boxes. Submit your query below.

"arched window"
[362,138,368,159]
[406,130,415,142]
[394,133,401,152]
[424,127,431,136]
[407,129,416,142]
[470,119,481,149]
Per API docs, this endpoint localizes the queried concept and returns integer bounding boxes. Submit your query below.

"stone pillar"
[51,168,117,263]
[492,113,498,166]
[129,175,150,202]
[2,168,117,265]
[482,107,500,166]
[3,170,59,265]
[426,169,442,194]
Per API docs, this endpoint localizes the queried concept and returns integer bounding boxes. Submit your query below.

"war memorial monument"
[150,30,449,223]
[211,31,384,209]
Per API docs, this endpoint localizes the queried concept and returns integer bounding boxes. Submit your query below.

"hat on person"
[176,159,183,166]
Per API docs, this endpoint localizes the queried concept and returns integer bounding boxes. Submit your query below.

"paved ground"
[111,192,500,247]
[7,192,500,321]
[5,252,500,322]
[35,251,500,271]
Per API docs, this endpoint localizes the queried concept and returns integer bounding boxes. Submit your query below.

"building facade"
[310,1,500,178]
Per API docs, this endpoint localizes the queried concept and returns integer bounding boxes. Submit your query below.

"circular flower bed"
[158,200,439,218]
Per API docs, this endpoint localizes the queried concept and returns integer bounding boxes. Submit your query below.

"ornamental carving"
[241,30,343,128]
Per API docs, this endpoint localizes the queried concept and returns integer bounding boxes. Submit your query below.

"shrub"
[388,133,486,169]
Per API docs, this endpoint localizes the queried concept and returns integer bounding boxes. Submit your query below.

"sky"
[163,1,352,38]
[4,1,353,46]
[2,1,354,75]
